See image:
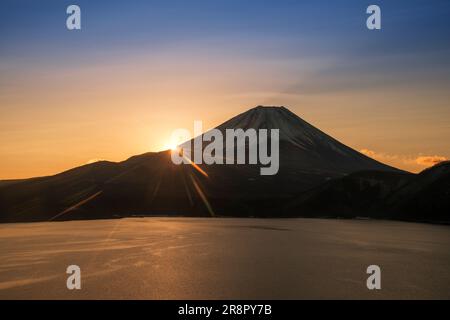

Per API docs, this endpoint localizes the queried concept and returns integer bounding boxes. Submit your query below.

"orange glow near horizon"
[1,52,449,179]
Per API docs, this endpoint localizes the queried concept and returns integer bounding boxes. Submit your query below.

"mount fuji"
[1,106,427,223]
[212,106,398,174]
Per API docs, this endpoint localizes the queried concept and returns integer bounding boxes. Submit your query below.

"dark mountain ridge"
[1,106,447,223]
[284,162,450,223]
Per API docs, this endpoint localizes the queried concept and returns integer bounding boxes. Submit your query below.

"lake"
[0,217,449,299]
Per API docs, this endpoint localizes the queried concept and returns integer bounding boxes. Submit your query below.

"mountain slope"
[389,161,450,222]
[184,106,400,174]
[284,170,414,218]
[285,161,450,222]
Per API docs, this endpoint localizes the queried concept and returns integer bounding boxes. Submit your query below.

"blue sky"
[2,0,450,64]
[1,1,450,102]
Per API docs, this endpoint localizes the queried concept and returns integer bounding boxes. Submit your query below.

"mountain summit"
[209,105,399,174]
[0,106,406,222]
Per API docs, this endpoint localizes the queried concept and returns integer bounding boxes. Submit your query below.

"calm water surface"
[0,218,449,299]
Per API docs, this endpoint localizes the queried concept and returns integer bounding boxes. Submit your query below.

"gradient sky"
[1,0,450,178]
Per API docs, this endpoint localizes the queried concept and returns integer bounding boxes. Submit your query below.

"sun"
[163,140,179,151]
[169,143,178,151]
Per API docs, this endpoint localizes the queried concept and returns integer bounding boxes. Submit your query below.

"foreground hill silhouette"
[285,161,450,223]
[0,106,448,223]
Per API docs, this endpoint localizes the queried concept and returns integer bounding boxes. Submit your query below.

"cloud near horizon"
[360,149,448,172]
[415,155,448,166]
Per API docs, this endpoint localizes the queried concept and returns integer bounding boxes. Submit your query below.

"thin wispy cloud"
[415,155,448,166]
